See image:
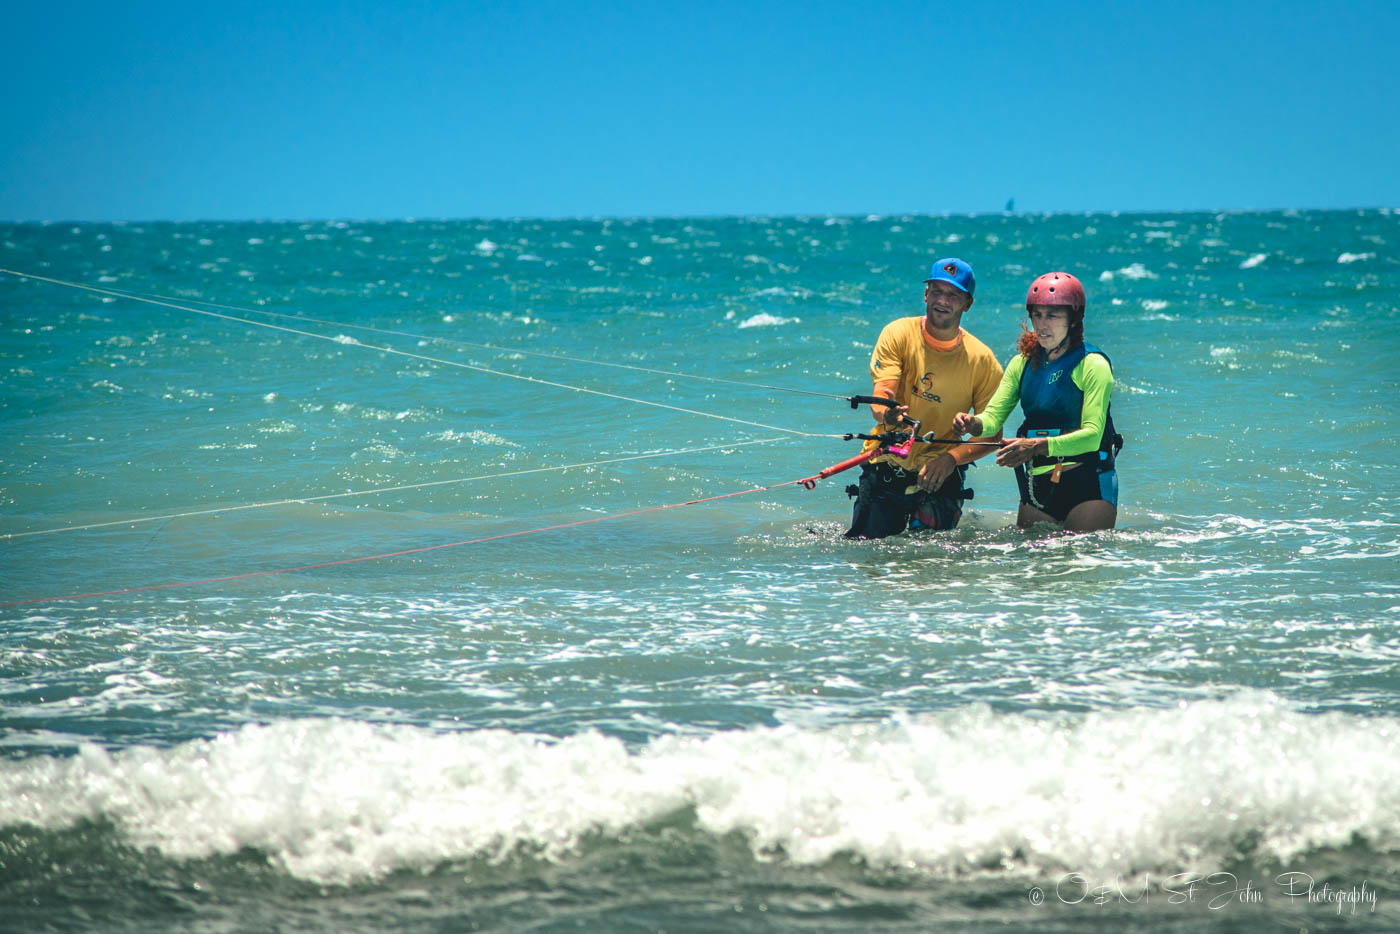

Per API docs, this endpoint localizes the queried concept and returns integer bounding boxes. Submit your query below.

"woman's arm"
[1045,353,1114,458]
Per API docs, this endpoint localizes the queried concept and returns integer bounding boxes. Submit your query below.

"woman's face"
[1027,305,1071,351]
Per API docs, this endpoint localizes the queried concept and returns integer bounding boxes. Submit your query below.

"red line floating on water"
[2,478,817,606]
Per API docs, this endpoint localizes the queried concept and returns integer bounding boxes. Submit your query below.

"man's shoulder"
[959,329,1003,366]
[879,315,924,333]
[876,316,925,345]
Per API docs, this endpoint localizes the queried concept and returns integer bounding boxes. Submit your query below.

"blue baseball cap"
[924,257,975,296]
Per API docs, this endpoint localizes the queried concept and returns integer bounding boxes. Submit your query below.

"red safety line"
[2,477,818,606]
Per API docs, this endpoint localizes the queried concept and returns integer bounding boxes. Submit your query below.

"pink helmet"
[1025,272,1086,313]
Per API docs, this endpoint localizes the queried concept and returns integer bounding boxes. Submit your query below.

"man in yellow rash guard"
[844,258,1003,539]
[953,271,1121,532]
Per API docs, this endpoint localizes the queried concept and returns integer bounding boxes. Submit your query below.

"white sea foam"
[738,313,800,328]
[2,697,1395,885]
[1099,263,1157,282]
[1239,253,1268,269]
[747,286,812,299]
[1337,252,1374,264]
[426,428,521,447]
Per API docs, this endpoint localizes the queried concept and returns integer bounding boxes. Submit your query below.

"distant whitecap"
[1337,252,1374,264]
[738,313,799,328]
[748,286,812,299]
[1239,253,1268,269]
[428,429,521,447]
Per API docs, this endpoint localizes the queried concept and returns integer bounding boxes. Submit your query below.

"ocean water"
[1,210,1397,933]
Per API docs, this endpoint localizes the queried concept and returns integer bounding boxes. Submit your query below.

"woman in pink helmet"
[952,272,1123,531]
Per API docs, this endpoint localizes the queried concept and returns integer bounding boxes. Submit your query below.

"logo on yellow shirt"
[916,371,941,403]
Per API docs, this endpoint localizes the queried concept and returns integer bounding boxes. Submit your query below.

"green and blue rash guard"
[974,343,1116,476]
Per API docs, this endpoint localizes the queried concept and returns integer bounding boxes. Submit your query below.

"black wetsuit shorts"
[844,460,970,539]
[1014,462,1118,523]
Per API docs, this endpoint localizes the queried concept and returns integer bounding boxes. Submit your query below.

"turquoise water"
[2,211,1398,932]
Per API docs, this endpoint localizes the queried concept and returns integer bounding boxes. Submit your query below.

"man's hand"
[917,452,958,492]
[878,400,910,425]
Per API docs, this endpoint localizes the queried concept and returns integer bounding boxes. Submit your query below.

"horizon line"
[2,205,1395,225]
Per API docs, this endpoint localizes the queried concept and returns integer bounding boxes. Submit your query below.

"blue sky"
[3,0,1397,220]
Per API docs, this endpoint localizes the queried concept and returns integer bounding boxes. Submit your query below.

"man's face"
[924,280,973,334]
